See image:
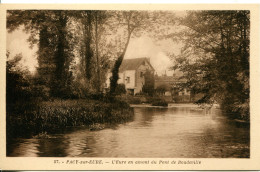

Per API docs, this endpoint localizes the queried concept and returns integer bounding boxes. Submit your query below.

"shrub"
[6,54,34,104]
[115,84,126,95]
[120,95,143,104]
[129,97,142,104]
[151,97,168,107]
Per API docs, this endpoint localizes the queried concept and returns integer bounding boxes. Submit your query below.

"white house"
[105,57,155,95]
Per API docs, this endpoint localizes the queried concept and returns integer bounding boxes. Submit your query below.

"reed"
[6,99,134,138]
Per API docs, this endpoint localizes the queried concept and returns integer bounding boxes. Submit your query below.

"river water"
[7,104,249,158]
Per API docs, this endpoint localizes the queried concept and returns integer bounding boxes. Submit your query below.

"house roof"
[154,75,187,89]
[155,75,186,82]
[119,57,155,72]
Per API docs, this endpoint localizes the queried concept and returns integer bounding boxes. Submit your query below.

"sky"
[125,36,179,76]
[7,23,180,76]
[7,28,38,73]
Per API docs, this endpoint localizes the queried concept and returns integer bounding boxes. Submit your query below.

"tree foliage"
[115,83,126,95]
[155,84,168,96]
[69,10,112,96]
[109,11,152,95]
[7,10,114,98]
[142,70,155,96]
[6,53,29,104]
[172,11,250,120]
[7,10,76,98]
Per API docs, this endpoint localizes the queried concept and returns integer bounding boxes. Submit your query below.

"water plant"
[6,99,134,138]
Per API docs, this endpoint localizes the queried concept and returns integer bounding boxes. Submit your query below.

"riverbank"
[119,95,192,104]
[6,98,134,139]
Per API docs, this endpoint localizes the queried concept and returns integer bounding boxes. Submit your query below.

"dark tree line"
[7,10,164,99]
[7,10,114,99]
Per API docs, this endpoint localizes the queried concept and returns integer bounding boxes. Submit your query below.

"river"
[7,104,249,158]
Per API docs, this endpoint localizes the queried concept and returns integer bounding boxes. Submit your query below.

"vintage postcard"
[0,3,260,170]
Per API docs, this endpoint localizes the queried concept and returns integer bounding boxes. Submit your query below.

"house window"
[140,72,143,77]
[126,77,130,83]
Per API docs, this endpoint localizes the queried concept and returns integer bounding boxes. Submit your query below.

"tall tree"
[142,69,155,96]
[109,11,150,95]
[7,10,75,98]
[7,10,55,96]
[92,11,111,93]
[67,10,112,96]
[82,11,94,81]
[51,11,74,98]
[171,11,250,120]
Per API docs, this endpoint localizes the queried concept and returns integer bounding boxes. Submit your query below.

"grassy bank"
[6,99,134,138]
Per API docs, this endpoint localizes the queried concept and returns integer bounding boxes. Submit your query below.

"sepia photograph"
[0,3,260,171]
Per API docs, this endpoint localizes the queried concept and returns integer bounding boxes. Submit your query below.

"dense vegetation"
[7,99,133,138]
[6,10,144,137]
[6,51,134,138]
[142,70,155,96]
[7,10,168,98]
[171,11,250,121]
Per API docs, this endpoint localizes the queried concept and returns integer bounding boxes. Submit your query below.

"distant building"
[155,74,191,102]
[105,57,155,95]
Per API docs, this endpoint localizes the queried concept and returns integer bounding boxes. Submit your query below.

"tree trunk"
[109,31,132,95]
[52,12,69,97]
[85,11,93,80]
[95,12,101,93]
[38,27,51,84]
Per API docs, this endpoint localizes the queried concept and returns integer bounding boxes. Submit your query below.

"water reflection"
[7,105,249,158]
[133,108,167,127]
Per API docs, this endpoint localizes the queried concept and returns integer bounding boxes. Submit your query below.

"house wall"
[135,61,154,94]
[118,73,124,84]
[105,59,154,95]
[105,71,136,90]
[124,70,136,89]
